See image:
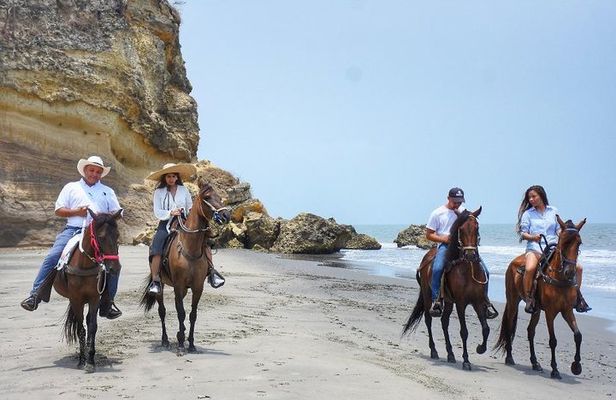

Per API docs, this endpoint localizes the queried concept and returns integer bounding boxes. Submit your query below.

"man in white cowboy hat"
[21,155,124,319]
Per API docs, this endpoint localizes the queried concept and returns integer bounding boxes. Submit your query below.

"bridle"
[176,194,230,234]
[452,214,486,284]
[457,215,481,263]
[539,228,580,287]
[76,218,120,294]
[176,190,230,260]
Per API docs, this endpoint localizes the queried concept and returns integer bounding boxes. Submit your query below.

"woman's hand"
[170,208,182,216]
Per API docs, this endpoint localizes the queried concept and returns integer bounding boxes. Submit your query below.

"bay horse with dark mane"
[495,215,586,379]
[51,209,122,372]
[402,207,490,370]
[140,181,230,355]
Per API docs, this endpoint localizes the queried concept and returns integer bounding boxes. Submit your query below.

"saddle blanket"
[55,234,83,270]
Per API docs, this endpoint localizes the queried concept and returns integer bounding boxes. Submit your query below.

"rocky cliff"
[0,0,198,246]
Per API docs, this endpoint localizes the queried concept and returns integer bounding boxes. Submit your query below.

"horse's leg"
[84,302,98,373]
[187,287,203,353]
[441,301,456,363]
[472,302,489,355]
[527,310,543,372]
[174,287,188,356]
[456,302,471,370]
[74,304,87,369]
[157,289,170,348]
[421,287,439,359]
[545,313,561,379]
[562,309,583,376]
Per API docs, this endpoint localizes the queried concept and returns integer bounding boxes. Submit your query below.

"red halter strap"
[89,221,120,264]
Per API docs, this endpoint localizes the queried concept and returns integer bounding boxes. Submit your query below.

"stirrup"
[207,268,225,289]
[20,294,40,311]
[429,300,443,317]
[148,280,162,294]
[486,303,499,319]
[575,292,592,313]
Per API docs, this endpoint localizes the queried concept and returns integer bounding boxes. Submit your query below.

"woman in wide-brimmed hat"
[146,163,196,294]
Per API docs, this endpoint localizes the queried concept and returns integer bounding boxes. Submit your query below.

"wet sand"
[0,246,614,399]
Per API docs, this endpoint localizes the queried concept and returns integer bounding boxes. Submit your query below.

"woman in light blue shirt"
[516,185,590,314]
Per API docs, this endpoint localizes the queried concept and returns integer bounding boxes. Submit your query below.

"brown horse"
[52,209,122,372]
[140,182,230,355]
[402,207,490,370]
[495,215,586,379]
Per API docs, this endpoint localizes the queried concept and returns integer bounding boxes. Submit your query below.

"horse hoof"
[551,370,562,379]
[161,340,170,349]
[532,363,543,372]
[462,361,472,371]
[77,361,86,369]
[571,362,582,376]
[85,363,95,374]
[430,350,439,359]
[476,344,486,354]
[177,346,185,357]
[188,345,198,353]
[505,357,515,366]
[447,354,456,363]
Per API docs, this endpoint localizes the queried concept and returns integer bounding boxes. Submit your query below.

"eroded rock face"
[394,224,434,249]
[0,0,198,246]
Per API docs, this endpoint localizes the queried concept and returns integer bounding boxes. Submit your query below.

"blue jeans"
[431,243,448,301]
[31,226,82,295]
[431,243,491,301]
[108,270,119,299]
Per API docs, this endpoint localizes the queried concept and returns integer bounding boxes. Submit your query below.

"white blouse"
[152,185,193,221]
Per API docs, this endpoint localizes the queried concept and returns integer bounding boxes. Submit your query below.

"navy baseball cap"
[448,187,465,202]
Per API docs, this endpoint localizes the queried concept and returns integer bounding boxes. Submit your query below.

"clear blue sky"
[177,1,616,225]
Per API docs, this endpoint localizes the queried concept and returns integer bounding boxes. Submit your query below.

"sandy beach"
[0,246,614,400]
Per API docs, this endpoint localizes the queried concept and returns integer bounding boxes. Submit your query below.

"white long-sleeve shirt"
[152,185,193,221]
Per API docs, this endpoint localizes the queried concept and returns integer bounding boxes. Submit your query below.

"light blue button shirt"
[520,205,559,253]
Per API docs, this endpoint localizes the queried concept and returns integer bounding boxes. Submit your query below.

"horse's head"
[450,206,482,263]
[86,208,122,270]
[197,182,230,225]
[553,215,586,281]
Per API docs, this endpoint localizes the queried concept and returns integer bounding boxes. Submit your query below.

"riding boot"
[575,289,592,313]
[485,301,499,319]
[429,299,443,317]
[149,257,162,294]
[20,294,41,311]
[523,290,536,314]
[207,267,225,288]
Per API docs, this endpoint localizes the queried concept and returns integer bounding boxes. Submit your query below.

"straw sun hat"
[146,163,197,181]
[77,155,111,178]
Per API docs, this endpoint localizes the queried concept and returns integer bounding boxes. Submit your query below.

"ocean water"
[339,224,616,327]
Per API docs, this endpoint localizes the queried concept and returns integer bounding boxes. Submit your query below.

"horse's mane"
[445,210,471,262]
[92,212,118,230]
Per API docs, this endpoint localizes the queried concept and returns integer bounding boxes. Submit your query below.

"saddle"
[516,244,557,277]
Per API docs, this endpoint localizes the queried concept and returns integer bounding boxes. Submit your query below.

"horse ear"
[87,208,97,220]
[113,209,123,220]
[472,206,482,217]
[575,218,587,231]
[556,214,566,230]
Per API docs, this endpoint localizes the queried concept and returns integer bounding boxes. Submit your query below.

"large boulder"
[244,212,281,250]
[271,213,353,254]
[394,224,434,249]
[344,233,382,250]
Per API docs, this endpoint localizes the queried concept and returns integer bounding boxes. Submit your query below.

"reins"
[538,228,580,288]
[71,218,120,294]
[452,214,487,285]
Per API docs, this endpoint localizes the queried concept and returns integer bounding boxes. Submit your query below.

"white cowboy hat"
[77,156,111,178]
[146,163,197,181]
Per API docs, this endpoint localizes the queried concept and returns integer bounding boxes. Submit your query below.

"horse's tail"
[494,268,518,353]
[494,303,517,353]
[139,275,157,312]
[402,270,425,337]
[63,305,79,344]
